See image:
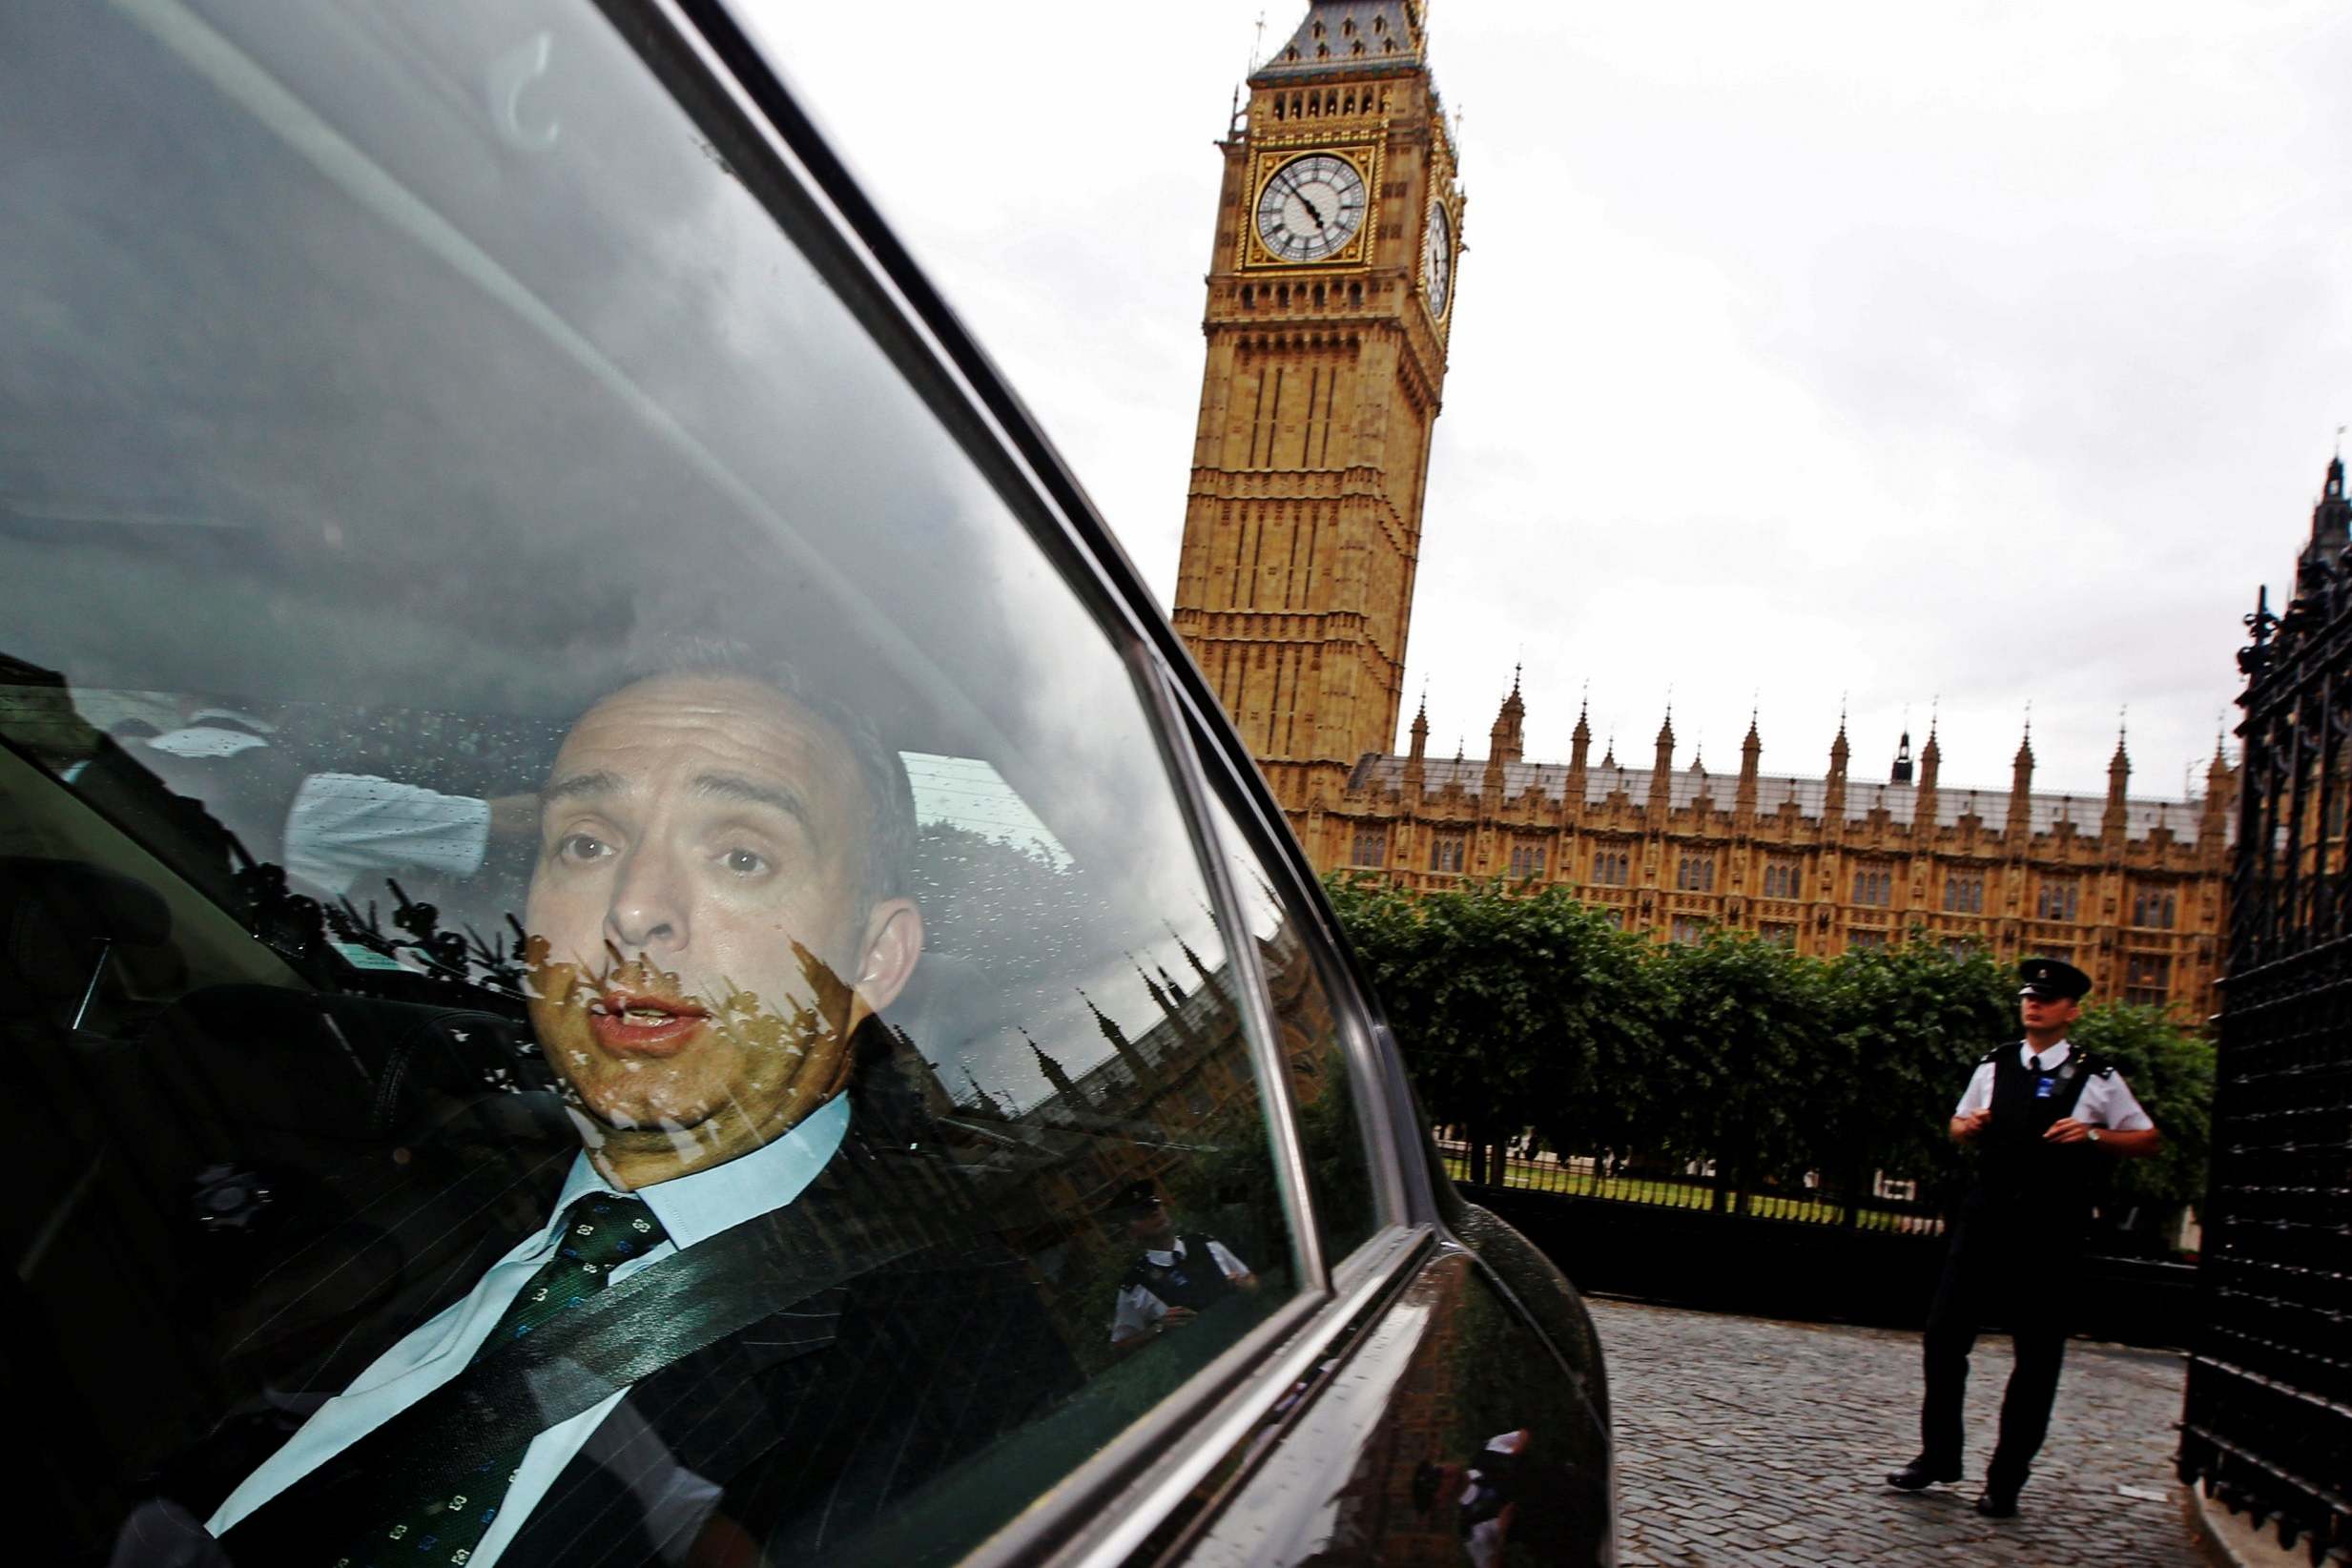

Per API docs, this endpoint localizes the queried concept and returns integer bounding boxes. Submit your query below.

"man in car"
[1884,957,2160,1518]
[1107,1178,1257,1351]
[194,658,1074,1567]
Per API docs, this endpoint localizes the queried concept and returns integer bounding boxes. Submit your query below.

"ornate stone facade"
[1315,679,2233,1018]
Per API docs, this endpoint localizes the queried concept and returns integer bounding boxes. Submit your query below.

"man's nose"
[606,843,689,953]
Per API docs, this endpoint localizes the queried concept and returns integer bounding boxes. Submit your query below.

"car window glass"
[1199,785,1385,1262]
[0,4,1304,1560]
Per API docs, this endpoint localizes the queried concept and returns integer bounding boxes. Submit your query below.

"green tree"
[2065,1002,2215,1215]
[1652,931,1826,1209]
[1819,936,2015,1215]
[1323,875,1660,1184]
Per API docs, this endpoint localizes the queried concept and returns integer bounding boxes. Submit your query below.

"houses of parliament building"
[1167,1,2236,1019]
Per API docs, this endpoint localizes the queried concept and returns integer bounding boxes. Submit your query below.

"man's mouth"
[587,990,712,1056]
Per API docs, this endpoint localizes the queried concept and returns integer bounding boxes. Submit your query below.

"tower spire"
[1023,1029,1077,1104]
[1647,707,1675,818]
[2103,712,2132,840]
[2007,712,2036,839]
[1824,710,1851,822]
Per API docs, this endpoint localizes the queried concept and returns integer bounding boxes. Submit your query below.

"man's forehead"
[551,675,859,795]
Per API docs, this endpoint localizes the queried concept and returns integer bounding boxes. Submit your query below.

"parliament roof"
[1346,754,2219,845]
[1251,2,1426,82]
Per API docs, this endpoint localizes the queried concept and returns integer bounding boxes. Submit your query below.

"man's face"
[1126,1203,1173,1248]
[2019,992,2080,1035]
[523,673,918,1183]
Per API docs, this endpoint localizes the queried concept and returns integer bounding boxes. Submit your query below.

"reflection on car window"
[1202,789,1384,1263]
[0,5,1306,1562]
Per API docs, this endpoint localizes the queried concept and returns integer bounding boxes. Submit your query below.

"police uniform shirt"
[1953,1041,2153,1130]
[1110,1236,1250,1344]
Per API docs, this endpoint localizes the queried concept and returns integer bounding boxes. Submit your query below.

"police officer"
[1105,1179,1257,1351]
[1885,957,2161,1516]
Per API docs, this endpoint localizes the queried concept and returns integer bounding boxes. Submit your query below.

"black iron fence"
[1433,1138,1948,1235]
[2177,535,2352,1564]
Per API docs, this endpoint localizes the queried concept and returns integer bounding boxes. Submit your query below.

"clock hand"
[1297,190,1327,230]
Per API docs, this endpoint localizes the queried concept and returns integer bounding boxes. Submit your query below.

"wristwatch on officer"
[2087,1127,2102,1145]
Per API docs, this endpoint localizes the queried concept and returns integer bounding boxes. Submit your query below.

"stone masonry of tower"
[1324,682,2235,1020]
[1170,2,1461,831]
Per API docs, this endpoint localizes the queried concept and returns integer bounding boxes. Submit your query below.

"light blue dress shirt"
[207,1094,851,1565]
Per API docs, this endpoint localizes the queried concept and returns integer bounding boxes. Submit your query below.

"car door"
[0,2,1608,1562]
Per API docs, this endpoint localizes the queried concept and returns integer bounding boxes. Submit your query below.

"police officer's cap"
[1104,1179,1162,1219]
[2017,956,2091,1001]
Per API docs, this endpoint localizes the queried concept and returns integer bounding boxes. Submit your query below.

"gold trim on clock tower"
[1171,1,1462,839]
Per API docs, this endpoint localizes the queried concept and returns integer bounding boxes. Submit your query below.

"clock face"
[1254,154,1368,263]
[1420,200,1455,318]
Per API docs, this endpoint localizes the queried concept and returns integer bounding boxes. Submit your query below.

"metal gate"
[2177,458,2352,1565]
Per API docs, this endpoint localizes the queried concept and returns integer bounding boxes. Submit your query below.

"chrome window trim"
[1050,1224,1437,1568]
[1152,670,1435,1232]
[1131,654,1328,1294]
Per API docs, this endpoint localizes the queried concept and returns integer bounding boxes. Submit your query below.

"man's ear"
[847,897,923,1021]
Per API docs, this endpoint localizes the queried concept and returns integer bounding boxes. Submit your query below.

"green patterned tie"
[334,1191,669,1568]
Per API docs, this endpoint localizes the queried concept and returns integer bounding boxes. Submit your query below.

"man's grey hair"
[609,636,918,911]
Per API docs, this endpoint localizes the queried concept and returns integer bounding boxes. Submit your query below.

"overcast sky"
[757,2,2350,804]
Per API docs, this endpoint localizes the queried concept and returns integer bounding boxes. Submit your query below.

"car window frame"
[588,0,1478,1557]
[571,0,1424,1550]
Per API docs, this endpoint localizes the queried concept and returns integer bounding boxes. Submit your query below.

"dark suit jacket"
[168,1087,1079,1568]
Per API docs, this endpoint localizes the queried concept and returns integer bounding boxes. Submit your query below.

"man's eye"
[722,847,769,877]
[558,833,609,862]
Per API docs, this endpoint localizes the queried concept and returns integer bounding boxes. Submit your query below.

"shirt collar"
[2019,1040,2072,1069]
[549,1092,850,1250]
[1143,1236,1189,1268]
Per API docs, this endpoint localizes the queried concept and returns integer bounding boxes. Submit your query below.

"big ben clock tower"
[1170,1,1463,847]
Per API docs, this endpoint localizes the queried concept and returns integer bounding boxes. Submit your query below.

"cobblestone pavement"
[1590,1297,2207,1567]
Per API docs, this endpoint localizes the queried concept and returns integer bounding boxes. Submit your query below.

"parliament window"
[1759,922,1797,947]
[2130,884,2177,929]
[1675,854,1715,892]
[1350,827,1388,868]
[1670,916,1707,945]
[2123,953,2174,1007]
[1761,859,1801,899]
[1851,866,1892,907]
[1590,846,1631,886]
[1508,840,1547,880]
[1847,927,1890,950]
[1430,834,1466,874]
[1942,874,1985,914]
[2037,879,2079,921]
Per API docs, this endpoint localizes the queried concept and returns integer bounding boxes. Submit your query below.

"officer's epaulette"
[2076,1052,2115,1079]
[1980,1046,2008,1064]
